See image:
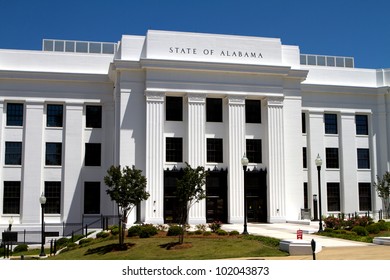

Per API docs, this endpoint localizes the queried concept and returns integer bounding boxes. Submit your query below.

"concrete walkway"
[222,222,390,260]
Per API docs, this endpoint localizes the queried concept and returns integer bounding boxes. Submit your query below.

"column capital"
[227,95,245,105]
[145,91,165,102]
[267,96,284,107]
[187,93,206,104]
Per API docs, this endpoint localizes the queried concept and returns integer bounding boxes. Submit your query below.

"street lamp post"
[241,154,249,235]
[39,193,47,257]
[315,154,323,232]
[8,216,13,231]
[313,194,318,221]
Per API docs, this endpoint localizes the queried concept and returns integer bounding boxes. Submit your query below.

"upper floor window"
[166,96,183,121]
[6,103,24,126]
[207,138,223,163]
[326,148,339,169]
[85,143,102,166]
[5,142,22,165]
[245,100,261,123]
[3,181,21,214]
[166,137,183,162]
[246,139,262,163]
[355,115,368,135]
[206,98,222,122]
[86,105,102,128]
[84,182,100,214]
[44,181,61,214]
[357,148,370,169]
[302,112,306,133]
[302,147,307,168]
[46,142,62,166]
[47,104,63,127]
[358,183,372,211]
[324,114,338,134]
[327,183,340,212]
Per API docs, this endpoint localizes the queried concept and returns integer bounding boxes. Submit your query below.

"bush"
[352,226,368,236]
[13,244,28,253]
[167,225,184,236]
[139,224,158,238]
[78,238,93,245]
[56,237,71,249]
[366,223,381,234]
[111,227,120,235]
[229,230,240,236]
[208,221,222,232]
[216,229,228,236]
[127,225,142,237]
[96,231,110,238]
[377,220,389,231]
[194,230,203,235]
[203,231,212,236]
[195,224,207,232]
[324,227,334,233]
[72,234,85,242]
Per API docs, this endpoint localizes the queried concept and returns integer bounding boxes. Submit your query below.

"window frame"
[207,138,223,163]
[85,143,102,166]
[357,148,370,169]
[45,142,62,166]
[3,181,21,214]
[166,96,183,121]
[327,182,341,212]
[358,182,372,211]
[326,148,339,169]
[46,104,64,127]
[245,100,261,124]
[44,181,61,214]
[5,141,22,165]
[84,182,101,214]
[324,113,338,134]
[206,98,223,122]
[86,105,102,128]
[165,137,183,163]
[246,139,262,163]
[6,103,24,126]
[355,115,368,135]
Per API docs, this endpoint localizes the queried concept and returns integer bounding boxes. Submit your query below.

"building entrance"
[206,169,228,223]
[245,169,267,223]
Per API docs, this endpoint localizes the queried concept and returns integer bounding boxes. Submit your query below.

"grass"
[43,234,287,260]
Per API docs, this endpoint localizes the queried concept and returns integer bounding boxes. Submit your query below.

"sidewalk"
[222,222,390,260]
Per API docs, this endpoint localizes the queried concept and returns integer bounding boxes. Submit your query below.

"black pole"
[39,204,46,257]
[317,166,323,232]
[242,165,248,235]
[311,239,316,260]
[313,196,318,221]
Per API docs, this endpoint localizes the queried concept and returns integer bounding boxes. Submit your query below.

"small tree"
[175,163,208,244]
[104,165,150,247]
[373,172,390,219]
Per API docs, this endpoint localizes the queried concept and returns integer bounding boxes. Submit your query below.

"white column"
[187,93,206,224]
[340,112,358,213]
[62,102,84,223]
[21,101,44,224]
[227,96,246,224]
[145,92,164,224]
[267,97,286,223]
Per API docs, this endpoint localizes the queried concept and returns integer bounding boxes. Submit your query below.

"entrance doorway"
[245,169,267,223]
[206,169,228,223]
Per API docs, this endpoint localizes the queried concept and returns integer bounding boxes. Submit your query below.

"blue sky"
[0,0,389,69]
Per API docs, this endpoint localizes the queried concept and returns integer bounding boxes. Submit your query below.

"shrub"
[127,225,142,237]
[377,220,389,231]
[195,224,207,232]
[352,226,368,236]
[56,237,71,249]
[139,224,158,238]
[13,244,28,253]
[216,229,228,236]
[194,230,203,235]
[78,238,94,245]
[72,234,85,242]
[208,221,222,232]
[111,227,120,235]
[324,227,334,233]
[96,231,110,238]
[366,223,381,234]
[167,225,184,236]
[155,224,168,231]
[203,231,212,236]
[229,230,240,236]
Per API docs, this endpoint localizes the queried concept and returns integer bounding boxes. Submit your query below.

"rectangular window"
[3,181,21,214]
[84,182,100,214]
[46,104,63,127]
[302,112,306,133]
[245,100,261,123]
[302,147,307,168]
[356,115,368,135]
[166,96,183,121]
[44,181,61,214]
[5,142,22,165]
[6,103,24,126]
[327,183,340,212]
[246,139,262,163]
[86,105,102,128]
[207,138,223,163]
[358,183,372,211]
[46,143,62,166]
[326,148,339,169]
[85,143,102,166]
[324,113,338,134]
[303,182,308,209]
[357,148,370,169]
[206,98,223,122]
[166,137,183,162]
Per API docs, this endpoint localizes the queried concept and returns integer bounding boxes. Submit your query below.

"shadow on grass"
[85,243,136,255]
[159,242,193,250]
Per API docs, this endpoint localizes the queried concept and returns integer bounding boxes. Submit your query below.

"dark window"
[303,182,308,209]
[3,181,21,214]
[46,143,62,166]
[166,96,183,121]
[84,182,100,214]
[324,114,338,134]
[358,183,372,211]
[302,112,306,133]
[246,139,262,163]
[357,148,370,169]
[327,183,340,212]
[206,98,222,122]
[326,148,339,169]
[207,138,223,163]
[86,105,102,128]
[303,147,307,168]
[245,100,261,123]
[166,137,183,162]
[5,142,22,165]
[356,115,368,135]
[44,182,61,214]
[85,143,101,166]
[6,103,24,126]
[47,104,63,127]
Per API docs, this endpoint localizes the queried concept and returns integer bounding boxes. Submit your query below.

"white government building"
[0,30,389,234]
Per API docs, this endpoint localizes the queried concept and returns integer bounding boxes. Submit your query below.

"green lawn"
[45,235,288,260]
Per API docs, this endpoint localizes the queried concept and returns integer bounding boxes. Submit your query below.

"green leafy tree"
[104,165,150,247]
[373,172,390,219]
[175,163,208,244]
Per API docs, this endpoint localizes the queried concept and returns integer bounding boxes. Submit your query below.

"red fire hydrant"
[297,229,303,239]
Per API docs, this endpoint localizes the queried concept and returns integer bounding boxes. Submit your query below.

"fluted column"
[227,96,246,223]
[267,97,286,222]
[145,92,164,224]
[187,93,206,224]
